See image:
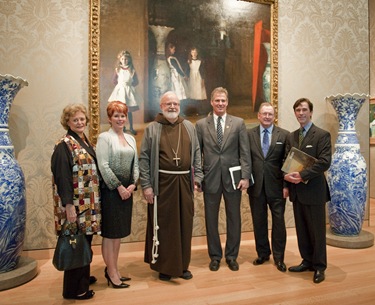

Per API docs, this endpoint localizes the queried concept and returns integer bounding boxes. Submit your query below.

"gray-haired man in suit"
[196,87,251,272]
[247,102,289,272]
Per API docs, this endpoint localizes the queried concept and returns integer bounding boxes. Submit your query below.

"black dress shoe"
[179,270,193,280]
[64,290,95,300]
[253,257,270,265]
[275,261,287,272]
[313,270,325,283]
[209,259,220,271]
[75,290,95,300]
[89,276,97,285]
[226,259,239,271]
[288,262,314,272]
[159,273,172,281]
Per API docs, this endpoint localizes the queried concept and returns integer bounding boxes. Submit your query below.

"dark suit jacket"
[287,124,332,205]
[247,125,289,198]
[196,113,251,193]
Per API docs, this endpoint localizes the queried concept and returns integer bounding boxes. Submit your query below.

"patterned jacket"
[51,130,101,235]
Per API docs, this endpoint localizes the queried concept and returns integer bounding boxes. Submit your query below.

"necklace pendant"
[166,123,182,167]
[173,154,181,166]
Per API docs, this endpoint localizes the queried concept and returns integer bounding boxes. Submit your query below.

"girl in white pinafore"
[187,47,207,115]
[108,50,141,135]
[187,47,207,101]
[166,43,189,101]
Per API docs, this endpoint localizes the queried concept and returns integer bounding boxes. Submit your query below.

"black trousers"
[293,200,327,271]
[62,234,93,299]
[249,191,286,262]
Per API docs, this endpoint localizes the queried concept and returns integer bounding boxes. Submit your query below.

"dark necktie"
[299,127,305,148]
[217,116,223,147]
[262,129,269,157]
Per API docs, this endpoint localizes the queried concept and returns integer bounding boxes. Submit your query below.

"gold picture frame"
[88,0,278,144]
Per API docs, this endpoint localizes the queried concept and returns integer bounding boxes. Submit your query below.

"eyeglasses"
[162,102,180,107]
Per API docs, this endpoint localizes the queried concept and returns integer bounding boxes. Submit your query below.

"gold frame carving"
[89,0,100,144]
[89,0,278,143]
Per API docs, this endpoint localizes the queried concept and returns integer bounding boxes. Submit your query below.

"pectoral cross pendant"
[173,153,180,166]
[167,124,182,167]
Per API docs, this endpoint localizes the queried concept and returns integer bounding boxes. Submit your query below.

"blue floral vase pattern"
[0,74,28,272]
[325,93,368,236]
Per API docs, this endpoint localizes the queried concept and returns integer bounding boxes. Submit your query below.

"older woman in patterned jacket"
[51,103,101,300]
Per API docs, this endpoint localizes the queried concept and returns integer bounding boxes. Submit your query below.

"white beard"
[163,110,179,121]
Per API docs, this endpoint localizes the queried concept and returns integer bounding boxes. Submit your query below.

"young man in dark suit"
[284,98,332,284]
[196,87,251,272]
[247,103,289,272]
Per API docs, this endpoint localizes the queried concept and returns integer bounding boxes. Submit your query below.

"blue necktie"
[262,129,269,157]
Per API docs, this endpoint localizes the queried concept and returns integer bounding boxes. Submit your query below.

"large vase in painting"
[325,93,368,236]
[0,74,28,272]
[149,25,173,120]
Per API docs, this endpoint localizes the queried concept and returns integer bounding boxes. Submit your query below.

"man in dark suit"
[247,103,289,273]
[196,87,251,272]
[284,98,331,284]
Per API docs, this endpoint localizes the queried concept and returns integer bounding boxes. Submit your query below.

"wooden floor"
[2,203,375,305]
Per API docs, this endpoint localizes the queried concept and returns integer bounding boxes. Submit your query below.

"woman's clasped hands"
[117,184,135,200]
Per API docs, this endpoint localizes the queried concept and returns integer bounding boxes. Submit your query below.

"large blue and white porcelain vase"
[325,93,368,236]
[0,74,28,272]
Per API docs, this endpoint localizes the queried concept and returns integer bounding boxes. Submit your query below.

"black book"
[229,166,254,190]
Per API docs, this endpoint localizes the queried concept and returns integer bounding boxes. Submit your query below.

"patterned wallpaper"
[0,0,90,249]
[278,0,371,201]
[0,0,370,250]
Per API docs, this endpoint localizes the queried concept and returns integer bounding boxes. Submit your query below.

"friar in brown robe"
[139,91,203,280]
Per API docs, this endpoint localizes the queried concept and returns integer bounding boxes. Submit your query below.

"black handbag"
[52,220,92,271]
